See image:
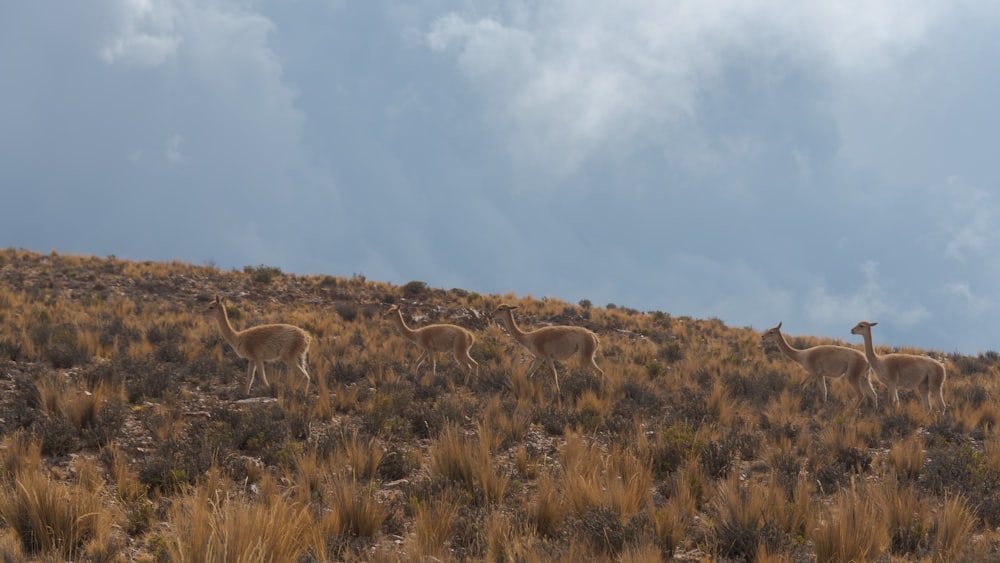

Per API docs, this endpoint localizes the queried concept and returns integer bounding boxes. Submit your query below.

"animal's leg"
[589,356,604,377]
[246,362,256,394]
[295,359,311,391]
[257,361,269,387]
[526,357,543,378]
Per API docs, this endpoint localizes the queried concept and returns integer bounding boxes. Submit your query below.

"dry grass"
[933,494,977,562]
[811,480,889,562]
[429,423,509,504]
[0,464,119,560]
[166,470,317,563]
[2,248,1000,560]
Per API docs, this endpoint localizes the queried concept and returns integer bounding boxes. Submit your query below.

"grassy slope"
[0,247,998,562]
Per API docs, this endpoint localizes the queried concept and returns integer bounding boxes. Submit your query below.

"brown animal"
[384,304,479,381]
[850,321,946,412]
[492,303,603,392]
[206,295,311,394]
[761,322,877,408]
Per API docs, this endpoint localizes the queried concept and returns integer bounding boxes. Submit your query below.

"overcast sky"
[3,1,1000,353]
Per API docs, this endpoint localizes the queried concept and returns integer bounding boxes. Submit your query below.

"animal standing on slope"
[492,303,603,393]
[383,304,479,382]
[760,322,877,409]
[205,295,312,394]
[850,321,947,413]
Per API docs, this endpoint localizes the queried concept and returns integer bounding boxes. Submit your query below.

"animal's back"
[419,324,473,351]
[880,353,943,387]
[533,326,594,359]
[240,324,309,359]
[804,345,865,375]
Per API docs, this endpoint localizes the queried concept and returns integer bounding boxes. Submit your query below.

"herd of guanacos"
[205,295,947,413]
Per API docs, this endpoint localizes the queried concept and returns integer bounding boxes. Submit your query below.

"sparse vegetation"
[0,247,999,560]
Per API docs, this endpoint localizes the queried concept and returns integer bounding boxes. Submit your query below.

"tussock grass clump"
[888,434,925,481]
[0,467,119,560]
[810,481,888,562]
[708,474,784,561]
[882,482,930,556]
[408,491,461,560]
[166,476,318,563]
[429,423,509,504]
[933,494,977,561]
[560,432,653,521]
[325,475,389,539]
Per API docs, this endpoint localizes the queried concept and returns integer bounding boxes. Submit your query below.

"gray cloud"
[3,1,1000,353]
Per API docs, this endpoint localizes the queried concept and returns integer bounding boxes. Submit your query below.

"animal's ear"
[776,321,782,330]
[870,322,878,327]
[214,294,221,304]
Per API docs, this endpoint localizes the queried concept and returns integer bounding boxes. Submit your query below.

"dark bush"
[401,281,429,298]
[725,370,789,408]
[880,412,916,441]
[45,324,89,368]
[835,446,872,475]
[560,370,604,403]
[119,357,174,403]
[0,338,25,361]
[243,264,283,284]
[82,396,127,448]
[578,507,627,556]
[701,440,736,479]
[335,302,359,323]
[33,416,78,456]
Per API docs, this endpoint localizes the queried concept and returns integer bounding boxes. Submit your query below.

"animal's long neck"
[213,308,241,347]
[772,331,805,363]
[858,329,880,366]
[499,310,530,345]
[391,309,418,341]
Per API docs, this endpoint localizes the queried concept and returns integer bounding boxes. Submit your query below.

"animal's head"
[205,295,225,316]
[760,321,783,344]
[492,304,517,319]
[383,304,401,317]
[850,321,877,336]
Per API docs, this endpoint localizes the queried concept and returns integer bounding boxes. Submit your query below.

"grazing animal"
[383,304,479,381]
[206,295,311,394]
[492,303,603,393]
[850,321,946,412]
[760,322,877,408]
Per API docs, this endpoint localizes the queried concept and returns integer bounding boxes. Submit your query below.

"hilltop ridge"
[1,247,999,561]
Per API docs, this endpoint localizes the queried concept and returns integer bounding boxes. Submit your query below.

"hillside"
[1,247,999,562]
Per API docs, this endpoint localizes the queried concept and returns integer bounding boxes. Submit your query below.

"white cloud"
[424,1,941,179]
[165,133,187,164]
[805,260,929,329]
[933,177,1000,263]
[102,0,181,67]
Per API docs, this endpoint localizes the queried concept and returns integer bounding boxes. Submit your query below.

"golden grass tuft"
[0,432,42,483]
[342,429,385,481]
[429,422,509,504]
[887,434,925,481]
[0,467,118,560]
[810,480,889,562]
[933,494,977,562]
[408,492,461,559]
[527,472,565,537]
[560,431,653,520]
[166,474,317,563]
[324,475,388,539]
